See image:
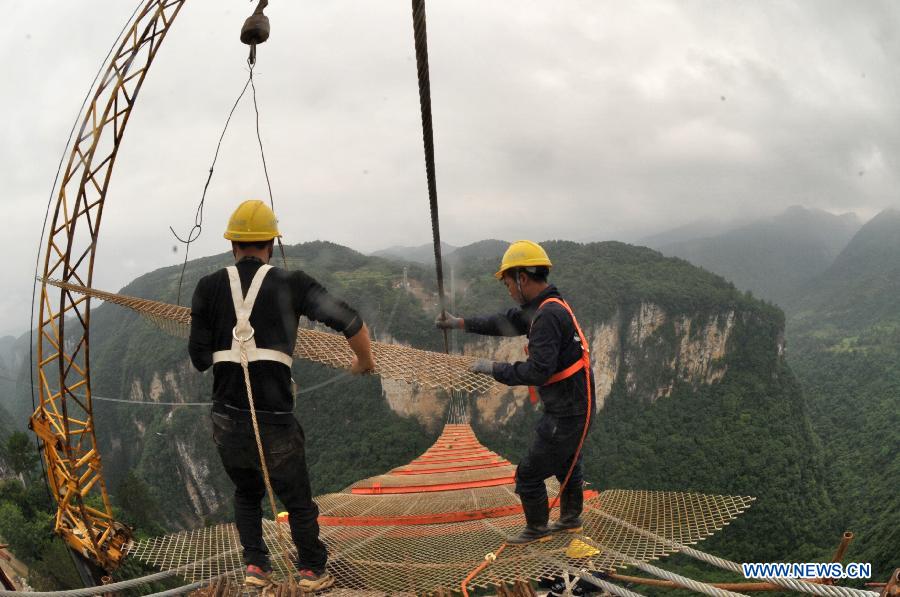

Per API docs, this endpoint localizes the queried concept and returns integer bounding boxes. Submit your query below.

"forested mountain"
[372,238,509,270]
[371,241,458,264]
[4,237,895,587]
[639,218,734,249]
[653,206,861,306]
[788,208,900,328]
[785,209,900,576]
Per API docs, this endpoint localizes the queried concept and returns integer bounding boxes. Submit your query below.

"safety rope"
[235,330,295,584]
[461,301,593,595]
[411,0,449,354]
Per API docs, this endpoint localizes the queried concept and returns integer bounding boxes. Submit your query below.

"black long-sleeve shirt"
[464,285,593,417]
[189,257,362,422]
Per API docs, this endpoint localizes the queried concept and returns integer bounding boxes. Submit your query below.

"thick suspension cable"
[411,0,450,353]
[575,513,880,597]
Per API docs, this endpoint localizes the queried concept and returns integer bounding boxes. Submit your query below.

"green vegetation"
[0,433,82,590]
[5,232,896,589]
[473,293,834,565]
[781,209,900,581]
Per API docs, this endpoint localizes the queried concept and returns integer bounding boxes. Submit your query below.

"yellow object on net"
[566,538,600,559]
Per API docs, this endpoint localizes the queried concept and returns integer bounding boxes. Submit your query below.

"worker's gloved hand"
[469,358,495,376]
[435,312,464,330]
[350,355,375,375]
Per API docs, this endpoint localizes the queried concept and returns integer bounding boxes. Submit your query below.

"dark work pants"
[515,412,591,503]
[211,412,327,572]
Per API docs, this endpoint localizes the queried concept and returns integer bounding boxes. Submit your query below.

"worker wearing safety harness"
[189,200,375,591]
[436,240,594,545]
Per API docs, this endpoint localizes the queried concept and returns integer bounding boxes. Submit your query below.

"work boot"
[244,564,273,588]
[507,498,551,545]
[549,484,584,533]
[296,568,334,592]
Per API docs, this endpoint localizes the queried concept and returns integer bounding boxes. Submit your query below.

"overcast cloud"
[2,1,899,336]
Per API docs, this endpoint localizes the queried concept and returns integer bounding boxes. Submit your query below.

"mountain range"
[648,206,861,306]
[0,206,897,588]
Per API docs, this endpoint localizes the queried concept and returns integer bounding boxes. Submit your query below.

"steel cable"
[411,0,450,354]
[589,511,880,597]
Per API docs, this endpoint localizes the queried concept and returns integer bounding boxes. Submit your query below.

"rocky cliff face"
[381,302,738,426]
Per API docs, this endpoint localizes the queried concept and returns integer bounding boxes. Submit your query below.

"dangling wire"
[248,58,288,270]
[170,74,253,305]
[170,56,288,304]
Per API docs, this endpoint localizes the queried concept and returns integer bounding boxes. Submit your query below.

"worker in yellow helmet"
[189,200,375,591]
[436,240,594,545]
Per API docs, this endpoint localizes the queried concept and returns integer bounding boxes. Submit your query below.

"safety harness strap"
[212,265,294,367]
[527,297,591,405]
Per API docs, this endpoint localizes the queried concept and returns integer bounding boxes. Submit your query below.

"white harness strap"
[212,265,294,368]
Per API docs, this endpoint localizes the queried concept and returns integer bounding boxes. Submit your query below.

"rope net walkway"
[44,279,497,394]
[128,424,754,594]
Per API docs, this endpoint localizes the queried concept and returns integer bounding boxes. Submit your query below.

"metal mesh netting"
[128,491,753,593]
[47,283,756,592]
[128,425,754,593]
[44,279,497,393]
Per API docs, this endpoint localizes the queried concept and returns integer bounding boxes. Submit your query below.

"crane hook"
[241,0,270,65]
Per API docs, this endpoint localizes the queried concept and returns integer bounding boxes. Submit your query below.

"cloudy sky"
[3,1,899,336]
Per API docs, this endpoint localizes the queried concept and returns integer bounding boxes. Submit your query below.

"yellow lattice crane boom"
[31,0,188,572]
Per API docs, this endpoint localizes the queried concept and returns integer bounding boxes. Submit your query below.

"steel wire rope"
[407,5,593,591]
[555,511,881,597]
[411,0,450,355]
[0,546,229,597]
[499,524,746,597]
[572,572,647,597]
[581,510,881,597]
[411,0,478,456]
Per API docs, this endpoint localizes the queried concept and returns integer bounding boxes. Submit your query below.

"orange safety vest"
[525,297,592,406]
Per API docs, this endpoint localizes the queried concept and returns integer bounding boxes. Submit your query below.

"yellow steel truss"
[31,0,187,571]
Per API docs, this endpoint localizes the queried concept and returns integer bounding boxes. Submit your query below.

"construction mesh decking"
[128,425,754,593]
[45,279,497,394]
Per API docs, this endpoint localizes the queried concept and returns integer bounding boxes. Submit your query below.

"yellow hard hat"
[494,240,552,279]
[223,199,282,242]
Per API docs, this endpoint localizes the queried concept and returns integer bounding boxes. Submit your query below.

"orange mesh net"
[128,424,754,593]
